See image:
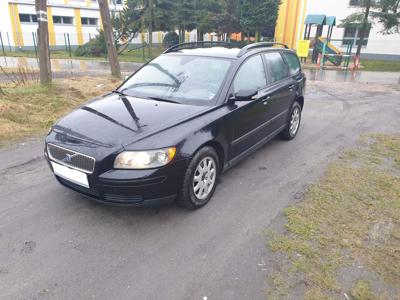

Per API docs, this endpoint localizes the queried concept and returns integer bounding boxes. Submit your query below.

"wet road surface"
[0,81,399,299]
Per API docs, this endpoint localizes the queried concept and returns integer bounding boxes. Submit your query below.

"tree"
[215,0,241,41]
[173,0,197,42]
[341,0,399,67]
[122,0,175,55]
[372,0,400,34]
[35,0,52,85]
[112,4,143,54]
[341,0,372,59]
[194,0,222,41]
[237,0,281,42]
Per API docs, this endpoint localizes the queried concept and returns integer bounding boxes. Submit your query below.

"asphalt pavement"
[0,80,399,300]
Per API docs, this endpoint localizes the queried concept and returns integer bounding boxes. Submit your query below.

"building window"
[343,23,371,46]
[349,0,363,5]
[349,0,379,6]
[53,16,74,25]
[81,17,98,26]
[19,13,37,23]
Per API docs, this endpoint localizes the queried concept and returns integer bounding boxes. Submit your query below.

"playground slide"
[316,37,343,66]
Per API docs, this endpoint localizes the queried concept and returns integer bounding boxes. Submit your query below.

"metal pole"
[0,32,5,56]
[142,42,145,62]
[320,39,327,70]
[32,32,38,58]
[67,33,72,57]
[64,33,68,52]
[348,43,353,69]
[148,0,153,58]
[6,32,12,52]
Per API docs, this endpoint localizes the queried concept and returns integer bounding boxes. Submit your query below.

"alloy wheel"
[192,156,217,201]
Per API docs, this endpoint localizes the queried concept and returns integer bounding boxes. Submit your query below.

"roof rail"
[163,41,230,54]
[237,42,288,57]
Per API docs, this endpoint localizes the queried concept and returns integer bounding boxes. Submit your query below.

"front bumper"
[45,150,188,206]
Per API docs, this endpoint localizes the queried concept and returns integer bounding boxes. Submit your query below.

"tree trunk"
[356,0,371,56]
[35,0,52,85]
[98,0,121,77]
[179,27,185,43]
[255,30,260,42]
[197,29,203,42]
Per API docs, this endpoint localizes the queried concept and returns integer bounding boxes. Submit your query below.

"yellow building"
[275,0,308,50]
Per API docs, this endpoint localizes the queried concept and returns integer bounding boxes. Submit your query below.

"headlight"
[114,147,176,169]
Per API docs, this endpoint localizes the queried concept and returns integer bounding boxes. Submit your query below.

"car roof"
[164,46,292,60]
[165,47,241,59]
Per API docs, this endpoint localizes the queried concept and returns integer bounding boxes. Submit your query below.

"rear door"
[262,52,297,132]
[281,50,305,98]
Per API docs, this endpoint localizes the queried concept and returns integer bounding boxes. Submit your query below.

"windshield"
[119,55,232,105]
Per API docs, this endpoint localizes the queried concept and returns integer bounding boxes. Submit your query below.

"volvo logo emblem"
[62,153,77,163]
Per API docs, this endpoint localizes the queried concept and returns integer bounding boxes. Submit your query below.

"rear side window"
[233,55,267,93]
[282,52,301,75]
[263,52,288,83]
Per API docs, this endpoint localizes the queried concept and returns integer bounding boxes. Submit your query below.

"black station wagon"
[45,42,306,209]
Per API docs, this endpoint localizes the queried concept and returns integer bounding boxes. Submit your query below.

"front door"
[229,54,272,158]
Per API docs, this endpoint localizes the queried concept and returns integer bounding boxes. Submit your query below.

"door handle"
[288,84,295,90]
[262,96,271,105]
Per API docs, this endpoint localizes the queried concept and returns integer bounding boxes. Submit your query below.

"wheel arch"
[195,140,226,173]
[296,96,304,110]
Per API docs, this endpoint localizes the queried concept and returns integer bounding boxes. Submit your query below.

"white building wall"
[2,1,17,48]
[2,0,125,49]
[80,9,102,44]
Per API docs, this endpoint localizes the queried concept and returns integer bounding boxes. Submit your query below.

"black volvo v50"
[45,42,306,209]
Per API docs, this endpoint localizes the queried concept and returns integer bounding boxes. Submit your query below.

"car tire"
[280,101,302,140]
[177,146,219,210]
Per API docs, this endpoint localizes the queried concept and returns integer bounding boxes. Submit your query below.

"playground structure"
[303,14,355,69]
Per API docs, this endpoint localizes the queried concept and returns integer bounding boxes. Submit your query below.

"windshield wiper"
[146,96,180,104]
[113,90,179,104]
[112,90,129,96]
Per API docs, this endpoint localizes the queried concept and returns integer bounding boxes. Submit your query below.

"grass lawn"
[2,47,165,63]
[0,77,121,145]
[361,59,400,72]
[267,133,400,299]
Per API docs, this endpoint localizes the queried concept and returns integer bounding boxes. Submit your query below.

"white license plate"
[51,162,89,188]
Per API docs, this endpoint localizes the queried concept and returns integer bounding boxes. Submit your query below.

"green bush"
[163,32,179,48]
[75,32,107,57]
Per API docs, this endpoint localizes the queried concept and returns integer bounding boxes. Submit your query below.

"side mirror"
[233,89,258,101]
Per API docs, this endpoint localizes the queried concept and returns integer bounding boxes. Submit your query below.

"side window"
[263,52,288,83]
[282,52,301,75]
[233,55,267,93]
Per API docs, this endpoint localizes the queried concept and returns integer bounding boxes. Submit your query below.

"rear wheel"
[177,146,219,210]
[280,101,302,140]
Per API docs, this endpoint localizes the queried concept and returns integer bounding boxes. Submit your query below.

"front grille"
[47,143,95,174]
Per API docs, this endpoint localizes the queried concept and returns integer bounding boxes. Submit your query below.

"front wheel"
[177,146,219,210]
[280,101,302,140]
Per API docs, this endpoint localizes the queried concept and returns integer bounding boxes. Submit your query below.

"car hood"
[53,93,207,148]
